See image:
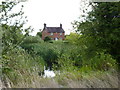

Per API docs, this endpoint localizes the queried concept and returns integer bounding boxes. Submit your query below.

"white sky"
[22,0,81,35]
[1,0,91,35]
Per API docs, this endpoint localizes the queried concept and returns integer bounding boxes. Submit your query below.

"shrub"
[22,35,42,44]
[44,36,51,42]
[2,46,44,85]
[84,52,117,71]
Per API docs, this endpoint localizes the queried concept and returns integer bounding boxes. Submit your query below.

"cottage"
[42,23,65,40]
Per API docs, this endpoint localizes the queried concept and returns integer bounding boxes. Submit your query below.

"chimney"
[44,23,46,29]
[60,23,62,28]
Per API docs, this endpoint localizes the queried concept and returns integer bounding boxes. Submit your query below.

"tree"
[36,32,42,38]
[74,2,120,68]
[44,36,51,42]
[0,1,30,54]
[65,33,80,45]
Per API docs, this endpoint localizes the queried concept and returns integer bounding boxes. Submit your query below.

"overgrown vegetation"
[0,1,119,88]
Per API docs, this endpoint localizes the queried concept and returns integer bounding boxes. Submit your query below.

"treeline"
[73,2,120,69]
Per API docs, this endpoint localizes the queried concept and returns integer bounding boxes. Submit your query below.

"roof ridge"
[43,25,65,33]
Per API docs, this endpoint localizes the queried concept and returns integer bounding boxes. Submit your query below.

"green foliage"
[73,2,120,69]
[1,1,45,86]
[90,52,117,71]
[21,42,59,68]
[21,38,117,72]
[0,26,2,56]
[65,33,80,45]
[81,52,117,71]
[2,46,44,85]
[2,24,25,54]
[44,36,51,42]
[36,32,42,38]
[1,1,31,55]
[1,1,119,87]
[56,54,77,71]
[21,35,42,44]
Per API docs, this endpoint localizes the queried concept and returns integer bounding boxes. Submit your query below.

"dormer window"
[60,33,62,35]
[50,33,53,35]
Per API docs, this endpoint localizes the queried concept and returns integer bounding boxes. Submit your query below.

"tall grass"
[1,41,118,88]
[2,46,44,87]
[54,69,118,88]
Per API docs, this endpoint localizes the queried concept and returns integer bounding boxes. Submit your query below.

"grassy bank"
[1,41,118,88]
[6,69,118,88]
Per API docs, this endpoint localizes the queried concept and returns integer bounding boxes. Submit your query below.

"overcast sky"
[22,0,81,35]
[1,0,91,35]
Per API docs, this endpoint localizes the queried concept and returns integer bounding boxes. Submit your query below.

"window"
[50,33,53,35]
[60,33,62,35]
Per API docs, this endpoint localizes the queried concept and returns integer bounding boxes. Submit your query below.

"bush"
[22,35,42,44]
[44,36,51,42]
[83,52,117,71]
[2,46,44,85]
